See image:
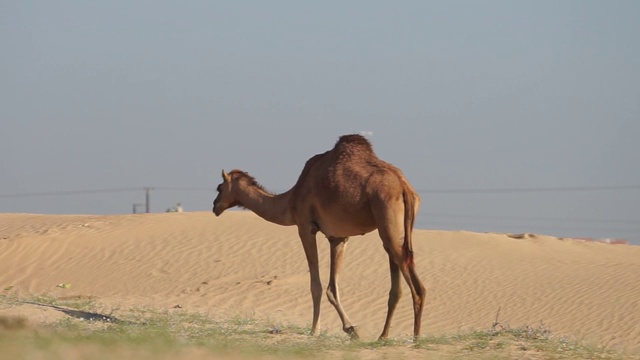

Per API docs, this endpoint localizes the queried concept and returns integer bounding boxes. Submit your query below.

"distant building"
[166,202,184,213]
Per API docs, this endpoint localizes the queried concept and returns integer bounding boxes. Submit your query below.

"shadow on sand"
[22,301,133,325]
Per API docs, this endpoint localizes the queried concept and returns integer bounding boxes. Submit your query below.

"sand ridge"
[1,211,638,351]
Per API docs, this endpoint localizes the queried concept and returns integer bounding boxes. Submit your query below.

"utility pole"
[144,187,154,213]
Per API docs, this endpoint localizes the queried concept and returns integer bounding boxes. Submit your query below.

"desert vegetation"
[0,292,629,360]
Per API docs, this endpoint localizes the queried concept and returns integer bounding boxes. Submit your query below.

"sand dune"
[1,211,639,352]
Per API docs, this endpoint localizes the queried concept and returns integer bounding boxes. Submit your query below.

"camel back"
[292,133,418,208]
[292,134,418,196]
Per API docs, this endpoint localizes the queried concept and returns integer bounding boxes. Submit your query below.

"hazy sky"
[2,1,639,243]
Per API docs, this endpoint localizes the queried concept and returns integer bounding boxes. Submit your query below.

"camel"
[212,134,426,340]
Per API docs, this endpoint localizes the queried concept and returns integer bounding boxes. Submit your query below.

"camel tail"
[402,190,416,268]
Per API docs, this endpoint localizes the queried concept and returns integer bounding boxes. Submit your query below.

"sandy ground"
[1,211,639,352]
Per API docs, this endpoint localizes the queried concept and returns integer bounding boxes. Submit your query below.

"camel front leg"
[326,237,359,339]
[298,228,322,335]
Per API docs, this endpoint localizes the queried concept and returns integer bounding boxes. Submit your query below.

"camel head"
[212,170,238,216]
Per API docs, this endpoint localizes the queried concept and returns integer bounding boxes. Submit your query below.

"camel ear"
[221,170,231,182]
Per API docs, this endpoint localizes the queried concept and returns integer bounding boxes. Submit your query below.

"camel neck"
[237,186,295,226]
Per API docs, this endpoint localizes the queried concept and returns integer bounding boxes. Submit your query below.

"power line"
[159,184,640,194]
[0,187,143,198]
[416,185,640,194]
[420,215,640,230]
[1,184,639,198]
[418,218,640,235]
[155,187,214,192]
[422,212,639,225]
[1,185,637,241]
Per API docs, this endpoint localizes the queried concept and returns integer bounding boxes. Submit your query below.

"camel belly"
[315,210,377,238]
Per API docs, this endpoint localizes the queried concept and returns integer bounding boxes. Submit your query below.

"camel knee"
[408,268,426,298]
[412,285,426,305]
[310,280,322,300]
[416,283,426,305]
[387,287,402,307]
[311,286,322,300]
[326,285,339,306]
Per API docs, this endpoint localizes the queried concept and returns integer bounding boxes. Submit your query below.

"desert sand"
[1,211,639,352]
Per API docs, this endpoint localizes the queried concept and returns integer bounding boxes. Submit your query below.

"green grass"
[0,292,634,359]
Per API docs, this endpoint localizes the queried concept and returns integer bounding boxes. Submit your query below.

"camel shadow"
[23,301,132,324]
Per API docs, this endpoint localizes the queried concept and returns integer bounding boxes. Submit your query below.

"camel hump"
[334,134,374,154]
[334,134,373,152]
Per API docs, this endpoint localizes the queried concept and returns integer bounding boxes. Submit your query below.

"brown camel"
[212,134,426,340]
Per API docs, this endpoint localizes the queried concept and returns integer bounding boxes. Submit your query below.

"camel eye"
[216,185,222,192]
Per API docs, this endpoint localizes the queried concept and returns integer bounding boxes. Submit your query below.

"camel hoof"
[344,325,359,340]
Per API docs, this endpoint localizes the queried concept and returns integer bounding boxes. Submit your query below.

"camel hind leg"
[372,196,426,340]
[379,249,402,340]
[379,228,426,339]
[402,255,426,339]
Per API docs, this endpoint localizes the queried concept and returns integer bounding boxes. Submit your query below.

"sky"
[2,1,639,244]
